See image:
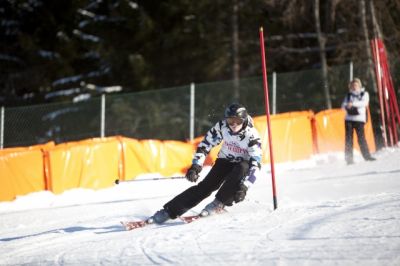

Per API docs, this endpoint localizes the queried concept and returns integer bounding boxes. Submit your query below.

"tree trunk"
[369,0,383,38]
[324,0,340,96]
[324,0,340,33]
[314,0,332,109]
[360,0,377,92]
[232,0,240,101]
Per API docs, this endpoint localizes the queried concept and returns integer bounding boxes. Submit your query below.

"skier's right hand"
[185,164,202,182]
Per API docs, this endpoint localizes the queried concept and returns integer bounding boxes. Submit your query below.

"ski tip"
[120,221,130,230]
[120,220,149,230]
[179,215,201,223]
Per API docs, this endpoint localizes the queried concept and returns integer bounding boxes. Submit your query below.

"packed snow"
[1,147,399,265]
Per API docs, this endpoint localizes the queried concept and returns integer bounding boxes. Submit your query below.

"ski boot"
[200,199,225,217]
[148,209,170,224]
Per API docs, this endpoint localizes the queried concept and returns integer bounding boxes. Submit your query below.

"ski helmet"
[224,103,248,121]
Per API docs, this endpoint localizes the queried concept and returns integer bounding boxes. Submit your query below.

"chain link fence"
[1,62,399,148]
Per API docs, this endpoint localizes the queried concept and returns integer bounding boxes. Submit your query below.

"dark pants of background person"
[164,158,249,218]
[345,120,372,163]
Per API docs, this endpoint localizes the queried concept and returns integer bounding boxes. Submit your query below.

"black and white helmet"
[224,103,248,121]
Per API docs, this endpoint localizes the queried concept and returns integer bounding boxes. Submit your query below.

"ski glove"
[185,164,202,182]
[234,183,248,203]
[246,166,258,184]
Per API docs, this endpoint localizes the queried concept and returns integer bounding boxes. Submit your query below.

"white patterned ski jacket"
[192,117,262,185]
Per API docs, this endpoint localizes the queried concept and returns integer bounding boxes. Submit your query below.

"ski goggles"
[226,117,244,126]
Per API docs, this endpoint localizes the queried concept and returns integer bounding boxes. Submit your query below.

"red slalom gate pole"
[259,27,278,210]
[371,39,388,147]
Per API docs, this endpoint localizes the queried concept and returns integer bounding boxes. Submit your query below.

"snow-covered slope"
[1,148,399,265]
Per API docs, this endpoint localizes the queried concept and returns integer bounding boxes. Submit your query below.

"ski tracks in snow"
[129,215,233,265]
[250,193,400,265]
[1,148,400,265]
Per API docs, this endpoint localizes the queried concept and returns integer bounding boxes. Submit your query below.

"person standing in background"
[341,78,376,165]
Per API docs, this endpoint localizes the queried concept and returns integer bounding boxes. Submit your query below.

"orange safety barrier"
[253,111,315,163]
[0,149,46,201]
[122,138,194,181]
[314,109,376,154]
[0,109,378,202]
[0,142,55,201]
[46,137,121,194]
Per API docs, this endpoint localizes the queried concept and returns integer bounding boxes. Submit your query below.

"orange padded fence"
[0,109,377,201]
[253,111,315,163]
[0,142,55,201]
[122,138,194,181]
[0,149,46,201]
[46,137,121,194]
[314,109,376,154]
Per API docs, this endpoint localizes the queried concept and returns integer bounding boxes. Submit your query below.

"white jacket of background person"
[341,87,369,123]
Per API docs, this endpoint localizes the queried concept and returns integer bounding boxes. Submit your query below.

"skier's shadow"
[0,225,124,242]
[0,220,190,242]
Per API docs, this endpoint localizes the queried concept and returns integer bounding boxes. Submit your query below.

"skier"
[341,78,376,164]
[149,103,262,224]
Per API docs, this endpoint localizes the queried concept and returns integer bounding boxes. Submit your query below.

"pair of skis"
[121,209,225,231]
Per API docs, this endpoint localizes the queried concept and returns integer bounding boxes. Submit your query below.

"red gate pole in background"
[379,40,400,145]
[371,38,388,147]
[259,27,278,210]
[371,38,400,147]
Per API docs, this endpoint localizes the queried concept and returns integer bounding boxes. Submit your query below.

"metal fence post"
[101,94,105,138]
[0,106,4,149]
[349,61,353,81]
[190,83,195,141]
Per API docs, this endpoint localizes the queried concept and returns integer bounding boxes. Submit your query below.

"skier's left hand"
[234,183,248,203]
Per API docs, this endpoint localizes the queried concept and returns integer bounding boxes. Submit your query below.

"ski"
[179,215,202,223]
[120,219,152,230]
[121,209,227,230]
[179,208,227,224]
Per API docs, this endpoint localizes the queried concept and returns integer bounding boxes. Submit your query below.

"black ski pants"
[344,120,372,163]
[164,158,249,218]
